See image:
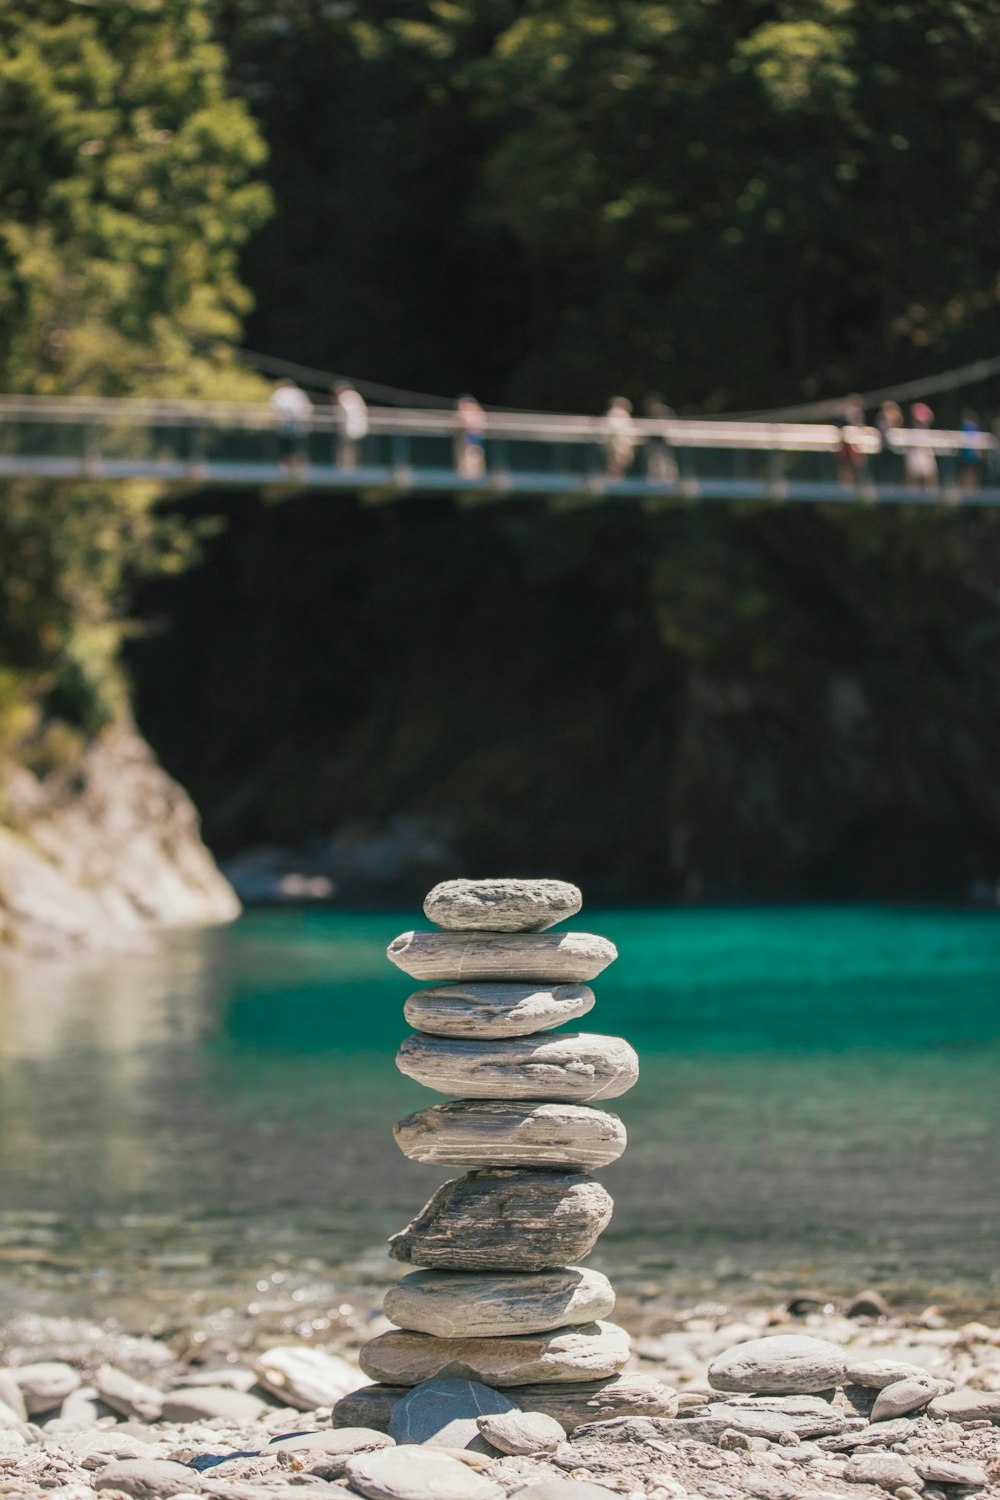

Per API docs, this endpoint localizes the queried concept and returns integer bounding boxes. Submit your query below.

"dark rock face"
[131,495,1000,901]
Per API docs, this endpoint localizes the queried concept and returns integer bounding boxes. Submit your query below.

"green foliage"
[218,0,1000,409]
[0,0,270,737]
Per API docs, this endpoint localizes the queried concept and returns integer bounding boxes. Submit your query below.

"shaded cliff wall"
[131,490,1000,902]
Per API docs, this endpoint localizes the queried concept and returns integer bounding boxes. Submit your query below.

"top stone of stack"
[424,879,582,933]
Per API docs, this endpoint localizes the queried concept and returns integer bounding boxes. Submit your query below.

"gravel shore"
[2,1291,998,1500]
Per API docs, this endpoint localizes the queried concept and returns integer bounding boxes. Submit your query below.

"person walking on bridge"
[334,381,368,469]
[269,379,313,473]
[905,401,938,491]
[604,396,637,478]
[455,394,486,478]
[643,393,678,483]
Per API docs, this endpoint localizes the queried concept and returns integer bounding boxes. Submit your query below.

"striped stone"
[359,1321,630,1388]
[384,1266,615,1338]
[389,1170,613,1272]
[394,1100,626,1171]
[403,982,595,1039]
[386,930,617,984]
[396,1032,638,1103]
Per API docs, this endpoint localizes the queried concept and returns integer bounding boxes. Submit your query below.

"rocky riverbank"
[0,723,239,953]
[1,1303,997,1500]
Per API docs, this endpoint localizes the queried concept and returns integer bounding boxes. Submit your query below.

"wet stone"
[388,1377,514,1449]
[423,880,582,933]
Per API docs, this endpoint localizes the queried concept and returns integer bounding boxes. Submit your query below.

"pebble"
[477,1410,566,1454]
[253,1346,367,1409]
[846,1360,934,1390]
[843,1453,924,1490]
[389,1170,614,1272]
[423,879,582,932]
[7,1361,82,1415]
[386,930,618,983]
[95,1366,165,1422]
[870,1378,938,1422]
[396,1032,639,1103]
[266,1427,394,1477]
[384,1266,615,1338]
[928,1388,1000,1422]
[708,1337,848,1394]
[404,982,596,1039]
[387,1377,514,1448]
[345,1444,505,1500]
[94,1458,201,1496]
[394,1100,627,1171]
[334,1372,678,1433]
[912,1458,987,1487]
[160,1388,268,1423]
[359,1321,630,1387]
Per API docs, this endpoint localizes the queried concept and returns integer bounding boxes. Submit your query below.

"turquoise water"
[0,905,998,1312]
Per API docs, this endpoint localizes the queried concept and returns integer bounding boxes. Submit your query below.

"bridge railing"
[0,395,997,501]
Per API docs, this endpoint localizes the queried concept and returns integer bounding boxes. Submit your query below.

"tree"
[0,0,270,736]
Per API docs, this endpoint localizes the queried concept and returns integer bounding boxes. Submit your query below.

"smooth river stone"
[394,1100,626,1170]
[424,879,582,933]
[403,982,595,1039]
[387,930,617,983]
[708,1335,848,1394]
[359,1321,629,1388]
[396,1032,638,1103]
[389,1170,613,1272]
[334,1373,679,1433]
[384,1266,615,1337]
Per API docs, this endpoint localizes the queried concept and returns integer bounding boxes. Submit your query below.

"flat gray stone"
[387,930,617,983]
[385,1266,615,1338]
[870,1376,937,1421]
[394,1101,626,1171]
[359,1322,630,1388]
[7,1361,81,1415]
[388,1377,514,1448]
[477,1410,565,1454]
[844,1453,924,1490]
[95,1366,164,1422]
[929,1387,1000,1422]
[423,880,582,933]
[253,1345,366,1408]
[509,1482,620,1499]
[708,1336,848,1394]
[913,1458,987,1487]
[95,1459,200,1496]
[396,1032,638,1103]
[704,1395,850,1440]
[160,1386,267,1422]
[333,1373,678,1433]
[404,983,595,1039]
[388,1170,614,1272]
[345,1445,505,1500]
[818,1419,914,1451]
[266,1428,394,1477]
[845,1359,933,1390]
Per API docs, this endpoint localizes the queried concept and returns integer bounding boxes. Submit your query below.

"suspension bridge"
[1,394,998,505]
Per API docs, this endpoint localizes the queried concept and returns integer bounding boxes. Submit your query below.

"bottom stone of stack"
[333,1372,679,1433]
[359,1321,629,1386]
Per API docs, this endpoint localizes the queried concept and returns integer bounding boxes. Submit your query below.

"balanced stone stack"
[334,878,678,1433]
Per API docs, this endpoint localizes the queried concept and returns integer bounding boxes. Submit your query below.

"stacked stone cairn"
[333,877,678,1438]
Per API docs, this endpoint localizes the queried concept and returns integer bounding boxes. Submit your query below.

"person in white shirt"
[269,380,313,471]
[604,396,636,477]
[334,382,369,469]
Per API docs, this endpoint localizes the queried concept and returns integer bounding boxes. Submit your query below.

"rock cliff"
[0,722,239,953]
